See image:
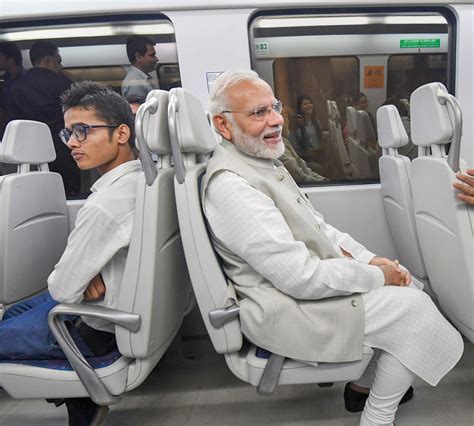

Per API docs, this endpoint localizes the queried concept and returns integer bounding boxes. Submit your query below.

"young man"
[203,70,463,426]
[121,35,158,104]
[0,81,141,426]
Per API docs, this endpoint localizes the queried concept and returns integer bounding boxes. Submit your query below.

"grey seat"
[0,91,193,404]
[0,120,68,309]
[326,100,358,180]
[410,82,473,342]
[169,88,373,395]
[376,105,429,288]
[347,107,377,178]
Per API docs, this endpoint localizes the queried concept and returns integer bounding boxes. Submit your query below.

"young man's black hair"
[61,80,136,148]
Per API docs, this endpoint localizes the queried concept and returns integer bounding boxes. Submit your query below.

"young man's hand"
[453,169,474,206]
[84,274,106,301]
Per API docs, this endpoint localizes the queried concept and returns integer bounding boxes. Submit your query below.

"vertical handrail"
[437,90,463,172]
[135,97,159,186]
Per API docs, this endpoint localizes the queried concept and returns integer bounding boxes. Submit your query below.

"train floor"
[0,337,472,425]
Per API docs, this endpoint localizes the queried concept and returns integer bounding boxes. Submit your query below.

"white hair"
[208,69,262,117]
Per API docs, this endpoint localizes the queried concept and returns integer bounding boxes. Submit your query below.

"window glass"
[0,16,180,198]
[250,11,451,185]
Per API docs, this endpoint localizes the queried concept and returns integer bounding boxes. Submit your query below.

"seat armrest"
[47,303,141,406]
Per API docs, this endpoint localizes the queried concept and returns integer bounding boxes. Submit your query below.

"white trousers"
[355,285,464,425]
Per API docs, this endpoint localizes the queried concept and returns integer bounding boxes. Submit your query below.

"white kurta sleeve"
[204,171,384,300]
[323,222,377,264]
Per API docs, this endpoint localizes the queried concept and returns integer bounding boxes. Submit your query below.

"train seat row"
[0,90,193,405]
[0,82,471,408]
[377,82,473,342]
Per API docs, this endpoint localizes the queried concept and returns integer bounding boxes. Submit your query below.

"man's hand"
[453,169,474,206]
[84,274,106,301]
[370,257,411,286]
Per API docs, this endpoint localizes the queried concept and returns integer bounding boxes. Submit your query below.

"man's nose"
[67,136,80,149]
[268,108,284,126]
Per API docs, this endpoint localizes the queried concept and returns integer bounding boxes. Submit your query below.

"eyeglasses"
[221,100,283,121]
[59,124,119,145]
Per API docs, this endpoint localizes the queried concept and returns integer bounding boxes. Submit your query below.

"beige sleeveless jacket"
[201,140,365,362]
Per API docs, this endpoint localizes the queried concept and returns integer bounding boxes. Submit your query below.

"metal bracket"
[47,303,141,406]
[257,353,285,396]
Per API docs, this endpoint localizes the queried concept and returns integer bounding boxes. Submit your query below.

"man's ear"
[212,114,232,141]
[116,124,131,146]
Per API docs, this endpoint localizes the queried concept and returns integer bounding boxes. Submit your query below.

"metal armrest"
[47,303,141,406]
[208,303,240,328]
[257,353,285,396]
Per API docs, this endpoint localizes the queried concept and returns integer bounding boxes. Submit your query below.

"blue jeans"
[0,292,94,360]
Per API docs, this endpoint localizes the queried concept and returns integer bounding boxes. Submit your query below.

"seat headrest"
[356,110,376,145]
[410,82,453,147]
[346,106,358,133]
[376,105,409,149]
[171,88,217,154]
[141,90,171,155]
[0,120,56,164]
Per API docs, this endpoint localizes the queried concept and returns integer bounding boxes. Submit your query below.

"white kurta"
[205,170,464,386]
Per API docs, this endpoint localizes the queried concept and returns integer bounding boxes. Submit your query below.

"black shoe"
[65,397,109,426]
[344,382,414,413]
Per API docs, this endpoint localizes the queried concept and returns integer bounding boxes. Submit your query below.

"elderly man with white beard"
[201,70,463,426]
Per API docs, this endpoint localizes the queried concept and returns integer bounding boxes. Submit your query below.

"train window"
[0,16,180,199]
[387,53,448,99]
[250,11,451,185]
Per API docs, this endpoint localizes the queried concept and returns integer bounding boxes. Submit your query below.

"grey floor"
[0,338,472,426]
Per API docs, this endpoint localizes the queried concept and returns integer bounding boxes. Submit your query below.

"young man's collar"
[91,159,142,193]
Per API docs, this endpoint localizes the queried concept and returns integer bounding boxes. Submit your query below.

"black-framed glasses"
[59,124,119,145]
[221,100,283,121]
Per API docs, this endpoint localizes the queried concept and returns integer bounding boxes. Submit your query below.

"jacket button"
[297,197,303,204]
[351,299,357,307]
[277,174,285,181]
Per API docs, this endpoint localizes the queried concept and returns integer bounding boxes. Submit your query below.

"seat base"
[225,345,374,388]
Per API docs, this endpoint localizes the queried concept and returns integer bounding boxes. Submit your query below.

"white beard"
[232,123,285,159]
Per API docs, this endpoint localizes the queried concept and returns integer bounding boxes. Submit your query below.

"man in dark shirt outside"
[7,40,80,196]
[0,42,25,138]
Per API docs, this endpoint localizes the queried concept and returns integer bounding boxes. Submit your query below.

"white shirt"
[48,160,142,332]
[121,65,156,102]
[205,171,385,300]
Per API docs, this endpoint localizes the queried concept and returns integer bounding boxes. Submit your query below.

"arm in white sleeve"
[48,204,129,303]
[323,222,377,264]
[204,171,384,300]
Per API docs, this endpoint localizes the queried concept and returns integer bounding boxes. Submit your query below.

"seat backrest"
[168,88,243,354]
[376,105,427,279]
[325,101,348,179]
[0,120,68,304]
[410,82,473,341]
[115,90,193,381]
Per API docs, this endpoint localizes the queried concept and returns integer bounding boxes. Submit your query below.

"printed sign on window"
[364,66,384,89]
